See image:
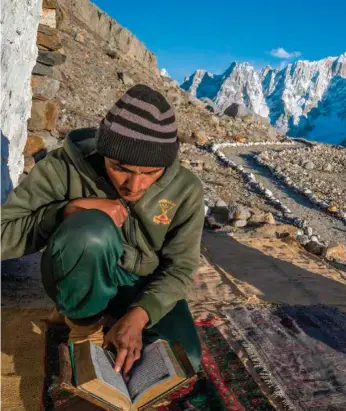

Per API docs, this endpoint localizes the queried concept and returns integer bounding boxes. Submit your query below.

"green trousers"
[41,209,201,371]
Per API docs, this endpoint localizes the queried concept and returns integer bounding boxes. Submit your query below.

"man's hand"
[103,307,149,374]
[64,198,128,228]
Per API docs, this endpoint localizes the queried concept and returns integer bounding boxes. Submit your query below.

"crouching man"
[1,84,205,374]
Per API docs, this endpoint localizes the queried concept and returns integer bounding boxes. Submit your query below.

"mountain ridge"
[181,53,346,145]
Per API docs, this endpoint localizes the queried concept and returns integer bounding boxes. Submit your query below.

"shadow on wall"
[1,132,13,203]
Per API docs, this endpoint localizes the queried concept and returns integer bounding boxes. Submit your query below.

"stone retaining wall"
[24,0,66,174]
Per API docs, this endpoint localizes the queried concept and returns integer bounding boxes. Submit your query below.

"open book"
[69,339,195,411]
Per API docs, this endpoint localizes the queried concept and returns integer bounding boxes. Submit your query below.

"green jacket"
[1,128,205,325]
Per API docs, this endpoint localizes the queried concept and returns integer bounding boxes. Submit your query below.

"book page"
[127,341,175,401]
[90,344,131,402]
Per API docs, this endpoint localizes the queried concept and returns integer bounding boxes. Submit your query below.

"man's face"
[105,158,165,202]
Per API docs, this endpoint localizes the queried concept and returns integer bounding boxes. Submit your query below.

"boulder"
[224,103,251,118]
[31,75,60,100]
[37,24,62,51]
[28,99,59,131]
[37,50,66,66]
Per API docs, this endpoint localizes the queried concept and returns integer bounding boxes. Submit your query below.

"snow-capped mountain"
[181,53,346,144]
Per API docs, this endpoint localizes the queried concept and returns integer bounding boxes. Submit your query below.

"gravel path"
[223,143,346,244]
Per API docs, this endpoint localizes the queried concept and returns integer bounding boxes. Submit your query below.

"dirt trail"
[223,144,346,244]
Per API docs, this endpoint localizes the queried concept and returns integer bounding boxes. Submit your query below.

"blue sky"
[92,0,346,83]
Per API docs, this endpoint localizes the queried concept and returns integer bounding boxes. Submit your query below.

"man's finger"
[123,350,135,375]
[114,348,128,373]
[134,348,141,361]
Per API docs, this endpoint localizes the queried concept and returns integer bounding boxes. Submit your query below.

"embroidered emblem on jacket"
[153,199,176,225]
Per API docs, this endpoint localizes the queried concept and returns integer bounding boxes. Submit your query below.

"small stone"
[190,160,203,171]
[305,226,313,237]
[211,206,229,226]
[104,46,120,59]
[233,135,247,143]
[310,235,319,243]
[37,50,66,66]
[203,163,214,172]
[305,241,324,255]
[32,62,53,76]
[117,72,134,86]
[24,156,35,174]
[191,130,208,145]
[297,235,310,246]
[231,205,251,221]
[325,242,346,264]
[23,135,47,157]
[31,76,60,100]
[303,161,314,170]
[263,213,276,225]
[74,31,85,43]
[328,204,338,213]
[296,229,304,236]
[264,189,273,198]
[232,219,247,228]
[324,163,333,172]
[37,24,61,51]
[211,116,219,125]
[40,9,56,28]
[28,100,59,131]
[180,160,190,169]
[205,215,222,230]
[43,0,56,8]
[215,199,227,208]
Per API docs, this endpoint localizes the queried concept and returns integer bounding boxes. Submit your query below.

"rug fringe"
[225,318,298,411]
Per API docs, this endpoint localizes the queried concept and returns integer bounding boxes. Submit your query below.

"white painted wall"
[1,0,42,201]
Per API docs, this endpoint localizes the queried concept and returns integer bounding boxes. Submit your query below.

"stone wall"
[0,0,42,202]
[56,0,158,74]
[24,0,66,173]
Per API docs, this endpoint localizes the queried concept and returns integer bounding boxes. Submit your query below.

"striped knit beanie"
[96,84,179,167]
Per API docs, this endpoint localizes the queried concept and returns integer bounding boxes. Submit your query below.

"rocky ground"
[257,144,346,215]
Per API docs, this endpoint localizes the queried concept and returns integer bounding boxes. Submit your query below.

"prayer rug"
[43,321,273,410]
[223,304,346,411]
